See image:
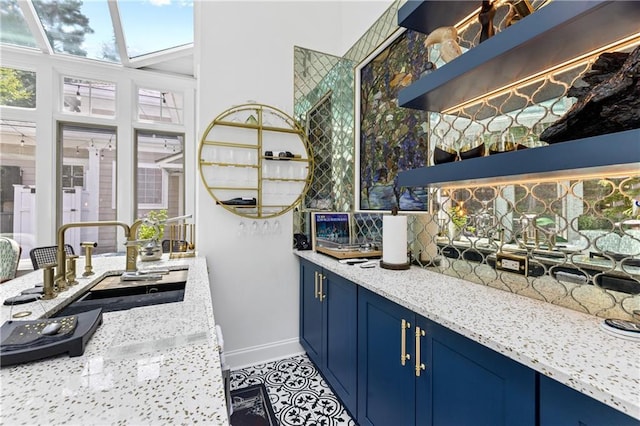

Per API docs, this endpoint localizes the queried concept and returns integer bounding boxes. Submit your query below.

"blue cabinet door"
[540,375,640,426]
[323,270,358,417]
[419,319,536,426]
[299,259,322,365]
[358,288,416,426]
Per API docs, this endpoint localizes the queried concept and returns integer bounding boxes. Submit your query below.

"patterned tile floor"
[230,354,356,426]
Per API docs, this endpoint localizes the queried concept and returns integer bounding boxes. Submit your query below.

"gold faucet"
[55,219,147,287]
[55,214,191,288]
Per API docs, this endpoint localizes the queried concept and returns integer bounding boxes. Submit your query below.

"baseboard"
[225,337,305,370]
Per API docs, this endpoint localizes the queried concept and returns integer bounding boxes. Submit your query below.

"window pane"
[137,88,184,124]
[136,131,184,228]
[32,0,120,62]
[60,124,117,254]
[0,67,36,108]
[0,120,36,260]
[0,0,37,48]
[63,77,116,117]
[118,0,193,58]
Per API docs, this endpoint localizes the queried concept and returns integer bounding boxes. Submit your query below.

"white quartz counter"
[296,250,640,420]
[1,255,229,425]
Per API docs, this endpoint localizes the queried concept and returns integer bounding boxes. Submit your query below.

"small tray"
[0,308,103,366]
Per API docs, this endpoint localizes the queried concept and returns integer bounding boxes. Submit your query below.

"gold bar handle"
[401,319,411,366]
[319,273,325,302]
[415,326,426,377]
[314,271,319,299]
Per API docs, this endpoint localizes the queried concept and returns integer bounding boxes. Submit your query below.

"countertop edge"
[295,250,640,420]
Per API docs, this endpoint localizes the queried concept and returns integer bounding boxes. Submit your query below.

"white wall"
[195,1,392,368]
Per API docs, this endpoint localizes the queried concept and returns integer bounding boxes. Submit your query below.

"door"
[299,258,322,365]
[422,319,536,426]
[539,375,639,426]
[323,269,357,416]
[358,288,415,426]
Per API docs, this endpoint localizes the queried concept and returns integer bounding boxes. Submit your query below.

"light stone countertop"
[296,250,640,420]
[1,255,229,426]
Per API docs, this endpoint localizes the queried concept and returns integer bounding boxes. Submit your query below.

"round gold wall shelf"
[198,103,313,219]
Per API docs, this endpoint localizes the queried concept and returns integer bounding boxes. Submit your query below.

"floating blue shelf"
[398,1,640,113]
[398,129,640,188]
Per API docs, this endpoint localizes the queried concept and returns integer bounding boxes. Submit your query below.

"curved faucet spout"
[56,221,132,286]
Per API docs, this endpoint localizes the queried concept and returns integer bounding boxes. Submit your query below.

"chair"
[0,237,21,283]
[162,239,189,253]
[29,244,74,270]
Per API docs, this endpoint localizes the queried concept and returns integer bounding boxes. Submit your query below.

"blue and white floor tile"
[231,354,356,426]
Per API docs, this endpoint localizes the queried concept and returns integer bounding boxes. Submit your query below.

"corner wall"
[195,1,391,368]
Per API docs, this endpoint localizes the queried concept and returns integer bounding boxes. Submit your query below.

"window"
[137,166,166,208]
[0,67,36,108]
[61,164,84,188]
[137,88,183,124]
[62,77,116,117]
[60,124,117,254]
[135,130,184,220]
[0,119,36,258]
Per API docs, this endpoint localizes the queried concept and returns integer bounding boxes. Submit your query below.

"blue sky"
[79,0,193,60]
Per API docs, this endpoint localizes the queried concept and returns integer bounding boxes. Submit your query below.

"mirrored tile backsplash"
[294,0,640,321]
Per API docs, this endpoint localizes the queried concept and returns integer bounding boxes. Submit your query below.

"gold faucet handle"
[81,242,97,277]
[66,254,79,286]
[42,263,57,299]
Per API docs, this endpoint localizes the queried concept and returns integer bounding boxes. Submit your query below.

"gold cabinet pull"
[415,326,426,377]
[314,271,319,299]
[401,319,411,366]
[319,273,326,302]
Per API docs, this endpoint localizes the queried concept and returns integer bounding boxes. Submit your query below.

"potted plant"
[137,209,167,261]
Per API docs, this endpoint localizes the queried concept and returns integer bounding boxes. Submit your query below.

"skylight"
[118,0,193,58]
[0,0,194,73]
[0,0,37,48]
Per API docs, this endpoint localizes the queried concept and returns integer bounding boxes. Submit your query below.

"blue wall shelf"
[398,129,640,188]
[397,1,640,113]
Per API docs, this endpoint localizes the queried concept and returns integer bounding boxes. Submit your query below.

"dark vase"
[478,0,496,43]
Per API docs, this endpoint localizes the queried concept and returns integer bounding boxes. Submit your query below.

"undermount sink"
[53,269,188,317]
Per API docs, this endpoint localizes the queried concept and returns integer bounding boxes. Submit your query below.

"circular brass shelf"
[198,103,313,219]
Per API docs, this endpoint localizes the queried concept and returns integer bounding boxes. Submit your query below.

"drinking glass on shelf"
[458,133,486,160]
[488,131,516,155]
[516,135,548,150]
[433,134,458,165]
[225,149,235,164]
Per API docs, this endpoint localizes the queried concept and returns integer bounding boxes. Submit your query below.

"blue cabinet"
[299,259,358,417]
[300,258,322,364]
[421,320,536,426]
[358,287,535,426]
[358,288,418,426]
[301,259,637,425]
[540,375,640,426]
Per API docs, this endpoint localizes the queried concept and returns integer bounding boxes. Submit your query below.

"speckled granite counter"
[296,250,640,420]
[1,255,229,425]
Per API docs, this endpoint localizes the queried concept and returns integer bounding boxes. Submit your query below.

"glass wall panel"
[62,77,116,117]
[60,123,117,254]
[135,131,184,225]
[137,88,184,124]
[0,120,36,258]
[1,67,36,108]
